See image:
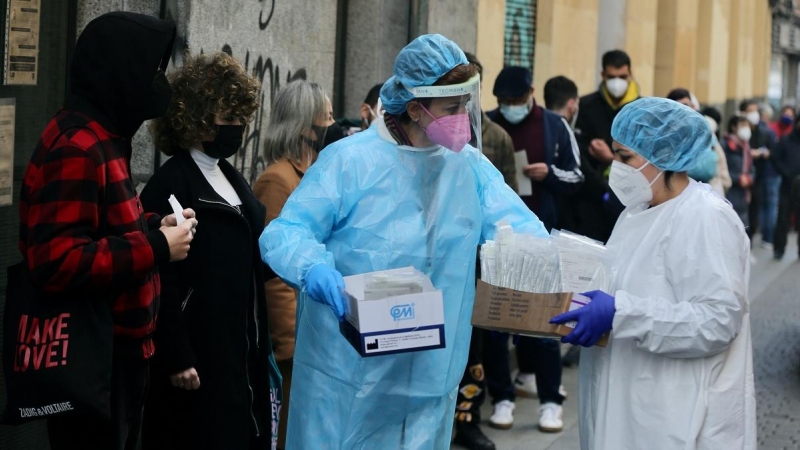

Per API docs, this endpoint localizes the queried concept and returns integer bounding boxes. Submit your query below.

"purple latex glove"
[305,264,348,320]
[550,290,615,347]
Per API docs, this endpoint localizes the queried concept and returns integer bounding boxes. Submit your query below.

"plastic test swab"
[168,194,185,225]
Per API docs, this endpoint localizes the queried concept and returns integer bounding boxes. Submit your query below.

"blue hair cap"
[380,34,468,115]
[611,97,714,172]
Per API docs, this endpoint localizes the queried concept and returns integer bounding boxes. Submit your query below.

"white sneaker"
[538,403,564,433]
[514,373,537,398]
[489,400,515,429]
[514,373,569,400]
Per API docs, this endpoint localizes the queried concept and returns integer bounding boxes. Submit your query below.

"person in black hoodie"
[18,12,195,450]
[140,51,279,450]
[771,117,800,259]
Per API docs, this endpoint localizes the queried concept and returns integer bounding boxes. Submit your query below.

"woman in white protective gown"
[551,97,756,450]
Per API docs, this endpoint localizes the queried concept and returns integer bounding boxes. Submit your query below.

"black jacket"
[772,130,800,193]
[140,151,275,450]
[575,90,620,150]
[559,89,630,243]
[750,122,778,182]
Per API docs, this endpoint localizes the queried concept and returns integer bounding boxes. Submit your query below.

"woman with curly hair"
[140,51,280,450]
[252,80,333,450]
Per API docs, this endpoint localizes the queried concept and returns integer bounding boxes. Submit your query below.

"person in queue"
[139,51,280,450]
[19,12,196,450]
[253,80,334,450]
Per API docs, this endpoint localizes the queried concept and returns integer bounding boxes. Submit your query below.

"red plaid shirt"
[19,109,169,359]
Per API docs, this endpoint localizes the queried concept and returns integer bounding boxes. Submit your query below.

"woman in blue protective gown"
[259,34,548,449]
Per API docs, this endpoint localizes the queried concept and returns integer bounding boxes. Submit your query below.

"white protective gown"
[579,180,756,450]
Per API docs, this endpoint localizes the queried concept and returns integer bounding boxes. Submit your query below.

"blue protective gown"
[260,121,547,449]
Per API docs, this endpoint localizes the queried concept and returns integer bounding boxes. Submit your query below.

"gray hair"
[264,80,329,164]
[759,102,774,119]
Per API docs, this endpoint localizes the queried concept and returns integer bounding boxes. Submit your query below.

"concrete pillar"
[623,0,658,97]
[343,0,409,118]
[476,0,506,111]
[179,0,337,184]
[695,0,731,106]
[752,0,772,99]
[533,0,600,103]
[727,0,757,108]
[595,0,658,97]
[596,0,627,84]
[417,0,479,53]
[654,0,700,98]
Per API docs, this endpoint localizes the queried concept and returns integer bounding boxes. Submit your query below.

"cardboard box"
[472,280,608,347]
[340,269,446,357]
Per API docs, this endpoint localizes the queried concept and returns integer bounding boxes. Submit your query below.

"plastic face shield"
[405,74,483,152]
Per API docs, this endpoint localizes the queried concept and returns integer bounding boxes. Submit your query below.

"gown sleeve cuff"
[611,290,639,332]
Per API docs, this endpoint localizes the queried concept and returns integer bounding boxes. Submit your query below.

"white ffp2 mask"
[609,160,663,207]
[746,111,760,126]
[605,78,629,98]
[737,126,752,142]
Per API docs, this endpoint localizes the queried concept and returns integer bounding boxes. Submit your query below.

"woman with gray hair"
[252,79,334,450]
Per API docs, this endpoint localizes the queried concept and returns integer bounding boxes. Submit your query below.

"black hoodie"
[772,129,800,189]
[66,12,176,139]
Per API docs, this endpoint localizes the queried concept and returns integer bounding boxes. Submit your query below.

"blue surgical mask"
[500,102,531,125]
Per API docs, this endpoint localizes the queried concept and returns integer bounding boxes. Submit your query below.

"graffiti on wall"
[224,43,307,184]
[161,0,308,185]
[162,0,188,69]
[504,0,537,71]
[228,0,309,184]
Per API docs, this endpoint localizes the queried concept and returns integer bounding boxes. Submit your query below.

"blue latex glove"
[305,264,348,320]
[549,290,616,347]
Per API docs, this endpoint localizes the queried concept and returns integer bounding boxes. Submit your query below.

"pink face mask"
[419,103,471,152]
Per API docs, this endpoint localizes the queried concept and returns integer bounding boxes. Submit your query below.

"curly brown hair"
[151,52,262,155]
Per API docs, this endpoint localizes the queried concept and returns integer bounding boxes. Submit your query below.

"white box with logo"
[340,267,446,357]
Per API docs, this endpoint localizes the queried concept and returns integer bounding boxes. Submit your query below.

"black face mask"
[146,69,173,120]
[202,124,245,159]
[306,124,328,152]
[322,122,347,149]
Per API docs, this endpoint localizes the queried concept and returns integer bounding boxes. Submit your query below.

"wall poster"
[0,98,15,206]
[4,0,40,85]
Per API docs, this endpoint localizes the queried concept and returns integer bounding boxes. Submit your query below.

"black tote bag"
[2,260,114,424]
[2,125,114,424]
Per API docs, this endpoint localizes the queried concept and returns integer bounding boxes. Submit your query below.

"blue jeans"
[760,176,781,243]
